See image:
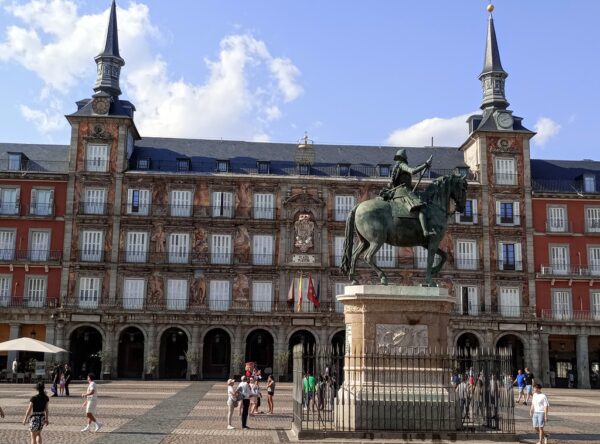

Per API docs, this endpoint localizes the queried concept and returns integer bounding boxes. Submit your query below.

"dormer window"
[7,153,24,171]
[298,164,310,175]
[216,160,230,173]
[176,158,190,172]
[378,164,391,177]
[257,161,270,174]
[337,163,351,177]
[584,175,596,193]
[137,158,150,170]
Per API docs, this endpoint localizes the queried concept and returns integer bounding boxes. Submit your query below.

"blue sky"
[0,0,598,160]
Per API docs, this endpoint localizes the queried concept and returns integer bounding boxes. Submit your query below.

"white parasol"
[0,337,67,354]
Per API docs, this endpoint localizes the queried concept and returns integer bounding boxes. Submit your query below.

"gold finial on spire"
[487,2,494,13]
[298,131,313,149]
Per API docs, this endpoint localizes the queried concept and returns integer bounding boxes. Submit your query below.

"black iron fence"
[292,345,514,438]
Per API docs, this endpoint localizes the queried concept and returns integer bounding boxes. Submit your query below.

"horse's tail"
[340,204,358,275]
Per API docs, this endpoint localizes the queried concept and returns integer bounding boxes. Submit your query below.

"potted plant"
[184,350,200,380]
[232,353,245,379]
[145,352,158,380]
[96,349,113,380]
[275,351,290,382]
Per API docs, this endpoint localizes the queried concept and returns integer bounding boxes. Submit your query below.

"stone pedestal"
[335,285,457,431]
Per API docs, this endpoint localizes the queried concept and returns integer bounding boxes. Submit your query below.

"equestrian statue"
[340,149,468,286]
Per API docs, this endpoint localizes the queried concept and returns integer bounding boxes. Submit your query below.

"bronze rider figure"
[381,149,435,238]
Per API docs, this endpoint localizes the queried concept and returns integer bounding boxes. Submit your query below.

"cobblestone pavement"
[0,382,598,443]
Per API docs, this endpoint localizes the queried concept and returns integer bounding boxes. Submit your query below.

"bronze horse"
[340,174,468,286]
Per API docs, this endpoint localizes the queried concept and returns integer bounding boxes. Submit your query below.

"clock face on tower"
[92,97,110,115]
[495,111,514,129]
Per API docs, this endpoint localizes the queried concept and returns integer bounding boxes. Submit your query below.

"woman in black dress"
[22,382,49,444]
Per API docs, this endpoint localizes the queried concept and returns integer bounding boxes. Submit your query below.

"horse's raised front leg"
[431,247,447,275]
[425,242,443,287]
[364,242,388,285]
[349,238,368,285]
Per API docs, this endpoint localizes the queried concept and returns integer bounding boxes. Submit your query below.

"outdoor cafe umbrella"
[0,337,67,354]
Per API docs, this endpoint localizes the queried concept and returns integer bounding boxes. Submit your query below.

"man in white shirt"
[529,384,549,444]
[237,376,251,429]
[81,373,102,432]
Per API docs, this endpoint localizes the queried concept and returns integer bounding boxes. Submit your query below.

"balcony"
[0,250,62,263]
[450,213,480,225]
[452,304,535,318]
[252,253,275,266]
[0,297,58,309]
[539,264,600,278]
[0,203,20,216]
[585,219,600,234]
[546,219,572,233]
[541,309,600,322]
[29,203,54,217]
[84,159,109,173]
[495,173,518,186]
[496,260,524,272]
[78,202,110,216]
[494,213,521,226]
[454,258,481,271]
[79,249,105,263]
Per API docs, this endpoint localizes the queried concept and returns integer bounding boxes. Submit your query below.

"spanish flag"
[307,273,320,308]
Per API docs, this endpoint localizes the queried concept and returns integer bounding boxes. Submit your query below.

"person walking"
[266,375,275,414]
[51,365,60,397]
[515,369,527,405]
[248,377,259,416]
[22,382,49,444]
[63,364,71,397]
[524,367,535,405]
[529,384,549,444]
[226,379,237,430]
[237,376,251,429]
[12,358,18,374]
[81,373,102,432]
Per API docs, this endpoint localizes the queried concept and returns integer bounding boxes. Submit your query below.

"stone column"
[104,323,115,379]
[528,332,541,381]
[7,322,20,371]
[540,333,550,386]
[577,334,591,389]
[273,326,288,379]
[145,323,157,376]
[44,320,56,364]
[230,325,244,376]
[54,322,67,364]
[189,325,200,379]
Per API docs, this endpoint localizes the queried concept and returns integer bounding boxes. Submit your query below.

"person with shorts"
[81,373,102,432]
[22,382,49,444]
[529,383,549,444]
[524,367,535,404]
[514,369,526,405]
[266,375,275,414]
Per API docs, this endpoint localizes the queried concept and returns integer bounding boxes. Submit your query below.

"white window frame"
[123,278,145,309]
[25,276,47,308]
[335,195,356,222]
[457,285,479,315]
[455,198,478,224]
[0,275,11,307]
[80,230,103,262]
[252,235,273,265]
[455,240,478,270]
[168,233,190,264]
[0,229,16,261]
[552,289,572,320]
[86,144,109,172]
[495,157,516,185]
[127,188,150,215]
[588,246,600,276]
[591,291,600,321]
[29,230,50,262]
[209,280,231,311]
[126,231,148,263]
[498,241,522,271]
[547,206,567,232]
[584,175,596,193]
[335,282,347,313]
[78,276,100,309]
[84,188,106,215]
[0,187,19,215]
[586,207,600,233]
[211,234,232,264]
[253,193,274,219]
[170,190,192,217]
[495,200,520,226]
[30,188,54,216]
[375,244,396,268]
[252,281,272,312]
[166,278,188,310]
[334,236,345,267]
[549,245,569,275]
[212,191,233,218]
[498,287,520,317]
[8,153,22,171]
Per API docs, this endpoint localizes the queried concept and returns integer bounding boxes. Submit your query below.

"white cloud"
[386,113,473,147]
[533,117,561,147]
[20,99,66,133]
[0,1,303,138]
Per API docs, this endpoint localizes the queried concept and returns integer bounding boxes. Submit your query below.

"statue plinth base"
[335,285,457,431]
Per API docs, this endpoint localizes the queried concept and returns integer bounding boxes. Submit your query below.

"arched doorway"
[245,329,274,375]
[118,327,145,378]
[159,328,188,379]
[203,329,231,380]
[69,326,102,380]
[456,332,480,350]
[331,330,345,353]
[288,330,317,380]
[496,334,525,374]
[456,332,481,374]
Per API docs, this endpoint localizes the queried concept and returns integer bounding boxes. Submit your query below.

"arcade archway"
[159,328,188,379]
[245,329,274,375]
[203,328,231,380]
[288,329,317,379]
[496,334,525,374]
[69,326,102,379]
[456,332,480,350]
[118,327,145,378]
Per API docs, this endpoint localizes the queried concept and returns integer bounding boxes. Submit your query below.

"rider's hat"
[394,149,407,161]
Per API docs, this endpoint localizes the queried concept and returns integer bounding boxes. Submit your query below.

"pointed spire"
[478,4,509,111]
[93,0,125,98]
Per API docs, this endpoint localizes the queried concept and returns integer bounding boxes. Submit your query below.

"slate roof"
[68,98,135,118]
[0,143,69,173]
[131,137,467,177]
[531,158,600,193]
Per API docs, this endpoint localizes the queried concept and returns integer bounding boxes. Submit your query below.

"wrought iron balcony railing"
[539,264,600,278]
[0,250,62,262]
[452,304,535,318]
[540,309,600,322]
